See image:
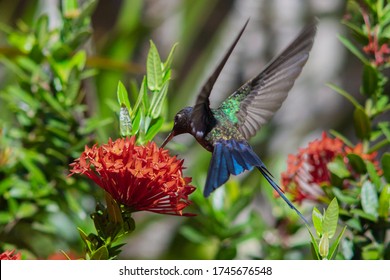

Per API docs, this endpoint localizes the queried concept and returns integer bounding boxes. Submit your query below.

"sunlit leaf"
[322,198,339,238]
[312,207,323,237]
[117,81,131,113]
[147,40,163,91]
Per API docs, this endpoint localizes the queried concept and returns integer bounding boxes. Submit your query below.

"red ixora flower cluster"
[0,249,21,260]
[281,132,378,204]
[69,137,195,216]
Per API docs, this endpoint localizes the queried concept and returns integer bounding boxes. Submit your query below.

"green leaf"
[350,209,378,222]
[326,83,364,110]
[117,81,131,114]
[131,77,147,118]
[180,226,207,243]
[338,35,370,65]
[328,157,351,179]
[329,129,354,147]
[35,15,49,48]
[149,82,169,118]
[163,42,178,71]
[362,243,383,260]
[381,153,390,183]
[147,40,163,91]
[347,153,367,174]
[312,207,323,237]
[16,202,38,219]
[353,107,371,140]
[332,187,359,205]
[131,109,142,135]
[322,198,339,238]
[345,218,362,231]
[378,184,390,219]
[366,161,381,190]
[307,225,321,260]
[378,122,390,141]
[328,226,347,260]
[144,117,164,141]
[91,245,109,260]
[362,64,379,96]
[62,0,79,18]
[361,181,379,218]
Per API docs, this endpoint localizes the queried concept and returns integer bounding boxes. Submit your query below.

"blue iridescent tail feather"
[204,140,308,224]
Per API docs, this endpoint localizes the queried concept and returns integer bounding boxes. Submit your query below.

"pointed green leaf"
[338,35,370,65]
[312,207,323,237]
[131,109,142,135]
[329,129,354,147]
[147,40,163,91]
[149,82,169,118]
[306,225,321,260]
[350,208,377,222]
[361,181,379,218]
[131,77,147,118]
[362,64,379,96]
[381,153,390,183]
[378,184,390,219]
[328,226,347,260]
[353,107,371,140]
[163,42,178,71]
[117,81,131,113]
[327,83,364,110]
[322,198,339,238]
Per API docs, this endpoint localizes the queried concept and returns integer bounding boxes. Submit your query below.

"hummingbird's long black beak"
[160,130,176,148]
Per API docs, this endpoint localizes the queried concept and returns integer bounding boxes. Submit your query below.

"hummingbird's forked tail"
[204,139,308,224]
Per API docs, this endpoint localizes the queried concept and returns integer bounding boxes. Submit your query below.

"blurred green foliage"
[0,0,388,260]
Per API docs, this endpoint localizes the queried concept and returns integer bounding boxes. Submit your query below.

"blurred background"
[1,0,385,260]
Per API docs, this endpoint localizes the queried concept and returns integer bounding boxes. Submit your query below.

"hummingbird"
[161,19,317,223]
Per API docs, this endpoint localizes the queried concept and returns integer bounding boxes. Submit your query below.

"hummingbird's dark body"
[162,19,318,223]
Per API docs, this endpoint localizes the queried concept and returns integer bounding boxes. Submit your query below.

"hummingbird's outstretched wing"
[191,19,249,138]
[219,19,318,139]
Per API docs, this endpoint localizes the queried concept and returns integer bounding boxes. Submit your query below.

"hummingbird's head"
[161,106,193,148]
